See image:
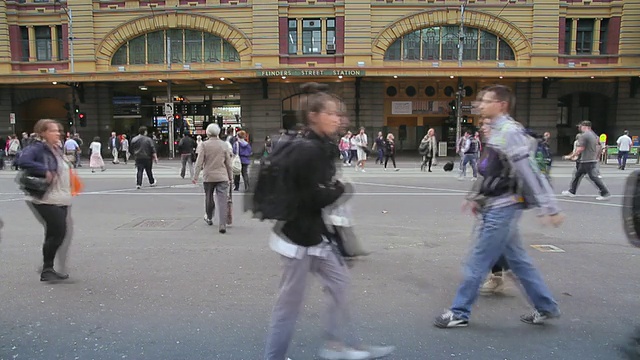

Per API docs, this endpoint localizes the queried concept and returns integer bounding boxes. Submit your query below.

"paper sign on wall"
[391,101,412,115]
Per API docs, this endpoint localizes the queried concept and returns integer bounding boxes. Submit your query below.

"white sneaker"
[457,176,464,181]
[318,346,370,360]
[360,169,366,173]
[394,168,400,172]
[136,185,141,190]
[596,194,611,201]
[471,177,478,181]
[150,181,157,187]
[360,345,395,359]
[479,274,505,295]
[561,190,575,197]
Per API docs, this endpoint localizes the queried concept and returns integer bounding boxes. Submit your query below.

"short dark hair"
[93,136,100,142]
[138,126,147,135]
[580,120,592,127]
[484,84,515,113]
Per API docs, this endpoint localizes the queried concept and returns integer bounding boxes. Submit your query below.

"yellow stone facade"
[0,0,639,155]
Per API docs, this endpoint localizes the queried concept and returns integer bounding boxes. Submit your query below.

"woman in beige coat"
[192,124,233,234]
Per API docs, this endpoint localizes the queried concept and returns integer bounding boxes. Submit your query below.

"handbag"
[70,169,84,196]
[15,171,49,198]
[231,154,242,175]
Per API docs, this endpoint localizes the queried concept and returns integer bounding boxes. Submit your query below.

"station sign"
[256,69,365,77]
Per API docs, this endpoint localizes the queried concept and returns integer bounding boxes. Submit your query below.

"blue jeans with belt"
[450,203,559,320]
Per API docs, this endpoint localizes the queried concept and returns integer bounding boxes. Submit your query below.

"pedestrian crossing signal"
[79,112,87,127]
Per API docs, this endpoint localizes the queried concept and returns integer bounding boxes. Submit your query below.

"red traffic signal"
[78,113,86,120]
[174,114,181,120]
[78,112,87,127]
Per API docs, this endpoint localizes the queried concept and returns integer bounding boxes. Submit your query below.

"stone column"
[593,18,602,55]
[570,19,578,55]
[28,26,36,62]
[296,18,302,55]
[321,18,327,54]
[51,25,58,60]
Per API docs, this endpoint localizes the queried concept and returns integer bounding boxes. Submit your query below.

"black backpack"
[246,134,303,221]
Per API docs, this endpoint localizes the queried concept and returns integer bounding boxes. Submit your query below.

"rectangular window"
[564,18,572,54]
[576,19,594,54]
[35,26,52,61]
[421,27,440,61]
[479,31,497,60]
[56,25,65,60]
[599,18,609,54]
[441,26,458,60]
[402,31,420,60]
[326,18,336,48]
[185,30,202,63]
[204,33,221,62]
[462,28,478,61]
[288,19,297,54]
[129,36,146,65]
[147,31,164,64]
[20,26,29,61]
[302,19,321,54]
[168,29,183,64]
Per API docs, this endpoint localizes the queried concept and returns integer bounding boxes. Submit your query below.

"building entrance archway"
[16,98,68,134]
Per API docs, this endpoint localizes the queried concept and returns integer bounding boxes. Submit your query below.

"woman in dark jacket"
[232,130,252,191]
[264,83,394,360]
[16,119,73,281]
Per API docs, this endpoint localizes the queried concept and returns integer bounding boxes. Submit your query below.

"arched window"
[111,29,240,66]
[384,26,515,61]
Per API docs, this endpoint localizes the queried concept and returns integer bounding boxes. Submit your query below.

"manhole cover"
[135,219,178,228]
[117,218,197,231]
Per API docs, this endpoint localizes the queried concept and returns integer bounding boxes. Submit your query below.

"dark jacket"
[280,130,345,247]
[178,136,196,155]
[130,134,156,160]
[15,140,58,177]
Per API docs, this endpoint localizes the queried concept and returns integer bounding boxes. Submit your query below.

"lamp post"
[455,3,466,146]
[54,0,74,73]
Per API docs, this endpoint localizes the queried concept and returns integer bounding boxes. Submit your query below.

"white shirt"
[355,133,368,147]
[617,135,633,152]
[89,141,102,154]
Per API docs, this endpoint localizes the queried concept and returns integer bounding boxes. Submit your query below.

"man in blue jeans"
[435,85,565,328]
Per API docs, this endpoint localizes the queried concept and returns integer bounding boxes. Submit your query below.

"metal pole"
[167,36,174,159]
[68,7,74,73]
[455,3,466,146]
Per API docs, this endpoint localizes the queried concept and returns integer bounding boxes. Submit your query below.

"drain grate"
[117,218,197,231]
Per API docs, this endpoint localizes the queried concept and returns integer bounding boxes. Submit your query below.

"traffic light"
[78,112,87,127]
[75,105,80,114]
[449,100,457,111]
[174,114,183,128]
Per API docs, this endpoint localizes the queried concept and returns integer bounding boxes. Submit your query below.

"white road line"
[351,181,469,193]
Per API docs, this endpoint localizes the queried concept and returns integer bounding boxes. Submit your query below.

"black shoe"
[40,268,69,282]
[204,216,213,226]
[428,169,433,172]
[219,227,226,234]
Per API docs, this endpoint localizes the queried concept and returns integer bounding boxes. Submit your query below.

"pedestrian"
[561,120,611,200]
[73,133,83,168]
[63,134,80,168]
[16,119,74,282]
[192,124,233,233]
[263,135,273,157]
[108,132,120,164]
[384,133,399,171]
[120,134,130,164]
[373,131,385,165]
[617,130,633,170]
[178,134,196,179]
[263,82,394,360]
[458,130,479,181]
[434,84,564,328]
[88,137,106,173]
[130,126,157,189]
[7,134,21,169]
[232,130,252,191]
[354,127,368,172]
[419,128,437,172]
[339,131,352,166]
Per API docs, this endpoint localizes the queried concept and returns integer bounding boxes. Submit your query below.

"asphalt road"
[0,159,638,360]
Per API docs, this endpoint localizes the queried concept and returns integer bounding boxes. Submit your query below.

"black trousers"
[384,154,396,168]
[491,255,510,274]
[569,162,609,196]
[233,163,249,190]
[32,204,68,269]
[135,158,155,186]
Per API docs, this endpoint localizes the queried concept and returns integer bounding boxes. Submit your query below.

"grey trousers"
[180,154,194,179]
[203,181,229,226]
[264,249,354,360]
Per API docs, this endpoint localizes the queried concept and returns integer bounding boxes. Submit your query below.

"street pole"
[167,36,175,159]
[455,3,466,147]
[68,7,74,73]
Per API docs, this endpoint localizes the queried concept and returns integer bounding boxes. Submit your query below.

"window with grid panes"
[463,28,478,60]
[498,38,515,60]
[35,26,52,61]
[147,31,164,64]
[326,18,336,47]
[288,19,297,54]
[564,19,572,54]
[576,19,594,54]
[421,27,440,60]
[302,19,321,54]
[20,26,29,61]
[56,25,65,60]
[402,31,420,60]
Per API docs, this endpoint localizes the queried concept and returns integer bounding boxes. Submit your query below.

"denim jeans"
[460,153,478,177]
[618,151,629,169]
[450,203,558,320]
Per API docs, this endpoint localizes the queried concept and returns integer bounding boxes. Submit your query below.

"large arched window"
[111,29,240,66]
[384,26,515,61]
